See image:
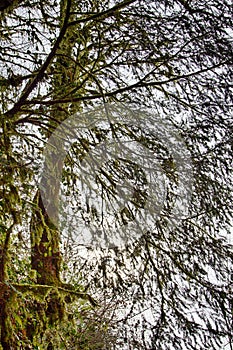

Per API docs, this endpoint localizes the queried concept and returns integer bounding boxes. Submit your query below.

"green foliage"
[0,282,112,350]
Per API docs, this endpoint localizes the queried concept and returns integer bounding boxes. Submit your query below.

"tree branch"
[68,0,138,26]
[7,282,98,307]
[5,0,72,117]
[23,60,229,107]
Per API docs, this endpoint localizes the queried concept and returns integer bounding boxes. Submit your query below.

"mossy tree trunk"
[29,0,79,287]
[30,190,62,286]
[26,0,85,346]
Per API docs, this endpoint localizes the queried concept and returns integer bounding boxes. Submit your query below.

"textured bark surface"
[30,191,61,286]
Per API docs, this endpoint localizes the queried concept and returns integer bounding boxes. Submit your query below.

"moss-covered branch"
[7,282,98,307]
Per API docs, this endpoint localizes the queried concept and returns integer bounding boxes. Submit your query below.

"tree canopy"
[0,0,232,349]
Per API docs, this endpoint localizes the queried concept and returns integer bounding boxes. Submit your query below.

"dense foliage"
[0,0,232,349]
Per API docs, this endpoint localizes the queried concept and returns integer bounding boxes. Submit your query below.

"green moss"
[0,280,106,349]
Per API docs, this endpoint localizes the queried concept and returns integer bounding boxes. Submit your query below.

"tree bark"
[30,190,62,286]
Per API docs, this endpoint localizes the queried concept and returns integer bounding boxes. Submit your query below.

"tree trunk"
[30,190,61,286]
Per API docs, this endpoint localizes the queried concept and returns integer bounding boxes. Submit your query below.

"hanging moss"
[0,280,111,350]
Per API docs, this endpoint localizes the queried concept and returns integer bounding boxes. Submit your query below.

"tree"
[0,0,232,349]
